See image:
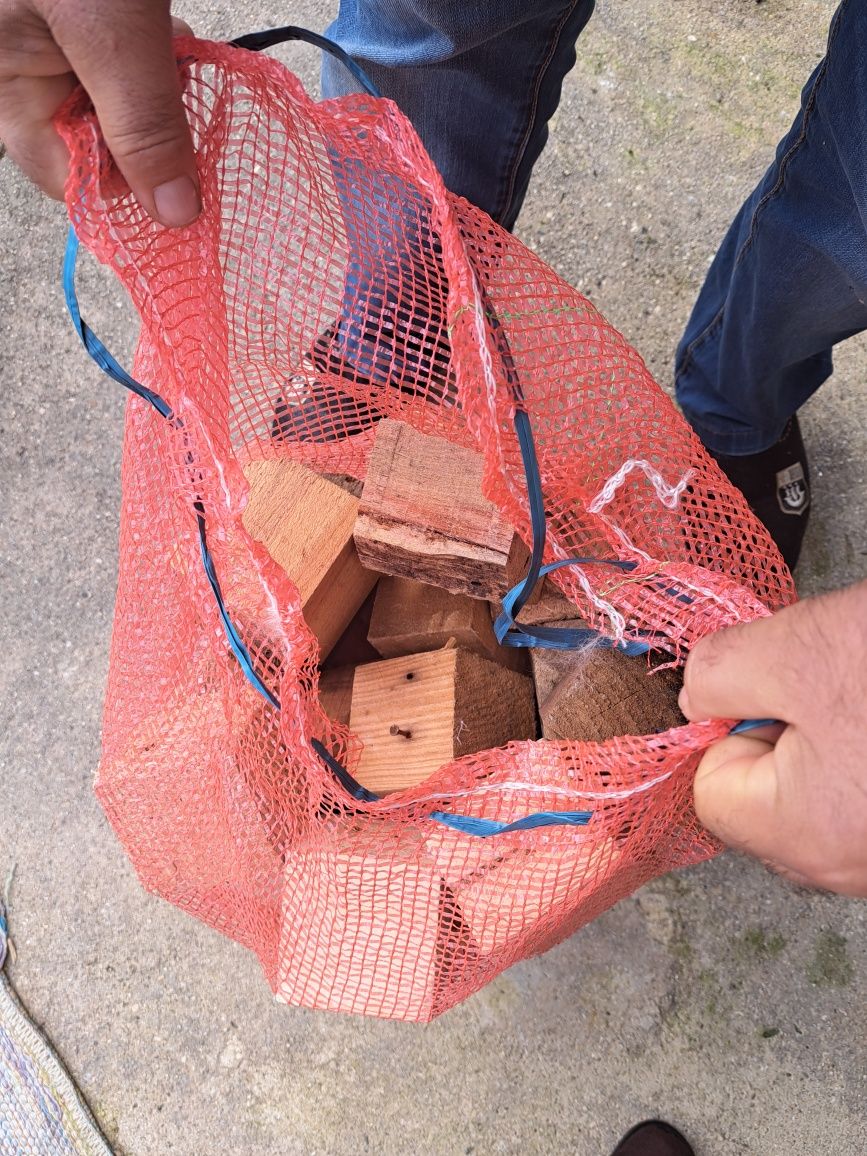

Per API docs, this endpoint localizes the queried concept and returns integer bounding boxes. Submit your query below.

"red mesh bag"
[56,34,795,1021]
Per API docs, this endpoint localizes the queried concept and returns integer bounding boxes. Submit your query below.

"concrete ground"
[0,1,864,1153]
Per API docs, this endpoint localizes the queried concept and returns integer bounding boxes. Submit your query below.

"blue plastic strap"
[509,408,547,617]
[195,511,279,711]
[63,230,174,421]
[495,556,651,656]
[730,717,779,735]
[493,418,652,655]
[429,809,592,836]
[310,737,381,804]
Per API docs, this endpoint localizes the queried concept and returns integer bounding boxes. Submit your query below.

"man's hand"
[0,0,199,225]
[680,580,867,897]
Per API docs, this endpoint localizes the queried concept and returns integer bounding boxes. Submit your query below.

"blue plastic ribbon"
[429,809,592,836]
[231,25,382,99]
[496,556,651,655]
[730,717,779,735]
[64,231,174,421]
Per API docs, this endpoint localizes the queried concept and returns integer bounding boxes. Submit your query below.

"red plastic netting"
[56,38,795,1021]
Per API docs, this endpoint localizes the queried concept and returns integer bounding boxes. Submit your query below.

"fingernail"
[678,686,692,717]
[153,174,200,226]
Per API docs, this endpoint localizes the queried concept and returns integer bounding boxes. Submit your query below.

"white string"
[588,459,694,514]
[381,769,676,812]
[571,564,627,642]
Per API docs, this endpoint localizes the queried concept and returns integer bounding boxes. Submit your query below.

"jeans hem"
[682,414,792,457]
[496,0,583,226]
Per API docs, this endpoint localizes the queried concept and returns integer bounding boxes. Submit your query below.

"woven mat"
[0,907,113,1156]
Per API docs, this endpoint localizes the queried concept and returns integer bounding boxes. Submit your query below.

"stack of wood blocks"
[239,417,686,972]
[241,418,684,799]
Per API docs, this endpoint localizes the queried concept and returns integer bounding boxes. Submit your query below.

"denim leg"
[319,153,444,386]
[675,0,867,456]
[315,1,594,390]
[323,0,595,229]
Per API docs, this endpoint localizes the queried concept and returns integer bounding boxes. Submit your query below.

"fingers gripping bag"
[55,30,795,1021]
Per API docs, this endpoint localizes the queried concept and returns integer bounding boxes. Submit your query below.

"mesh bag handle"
[231,24,381,98]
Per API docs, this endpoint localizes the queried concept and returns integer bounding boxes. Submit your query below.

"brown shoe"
[610,1120,695,1156]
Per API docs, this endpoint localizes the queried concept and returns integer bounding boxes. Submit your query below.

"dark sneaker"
[273,315,455,444]
[710,415,810,571]
[311,316,455,406]
[610,1120,695,1156]
[272,379,383,443]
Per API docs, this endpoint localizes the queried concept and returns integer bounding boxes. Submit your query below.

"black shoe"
[610,1120,695,1156]
[273,314,455,445]
[272,379,383,443]
[311,317,455,406]
[710,415,810,571]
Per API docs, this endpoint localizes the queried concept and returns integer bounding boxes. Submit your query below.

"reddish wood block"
[354,420,529,600]
[369,575,527,673]
[242,458,379,661]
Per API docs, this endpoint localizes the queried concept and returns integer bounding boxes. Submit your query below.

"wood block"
[368,576,528,673]
[242,458,379,661]
[529,635,583,708]
[120,690,285,893]
[277,835,441,1020]
[452,838,622,956]
[349,648,537,795]
[354,419,529,600]
[318,667,355,727]
[498,578,578,627]
[532,621,685,742]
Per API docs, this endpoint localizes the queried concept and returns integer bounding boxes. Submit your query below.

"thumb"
[693,734,814,887]
[51,1,199,226]
[693,735,778,852]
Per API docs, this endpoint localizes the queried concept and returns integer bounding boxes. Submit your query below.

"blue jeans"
[325,0,862,454]
[675,0,866,454]
[320,1,595,387]
[323,0,596,231]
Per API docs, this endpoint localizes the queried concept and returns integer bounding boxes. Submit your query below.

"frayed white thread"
[381,770,675,812]
[573,565,627,642]
[588,459,695,514]
[543,542,629,642]
[607,522,654,564]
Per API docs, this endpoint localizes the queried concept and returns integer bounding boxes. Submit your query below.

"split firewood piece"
[354,419,530,600]
[242,458,379,661]
[277,831,442,1021]
[531,620,685,742]
[122,689,288,889]
[369,575,528,673]
[349,648,537,796]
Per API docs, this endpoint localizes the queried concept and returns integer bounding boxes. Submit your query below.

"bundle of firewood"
[242,419,684,796]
